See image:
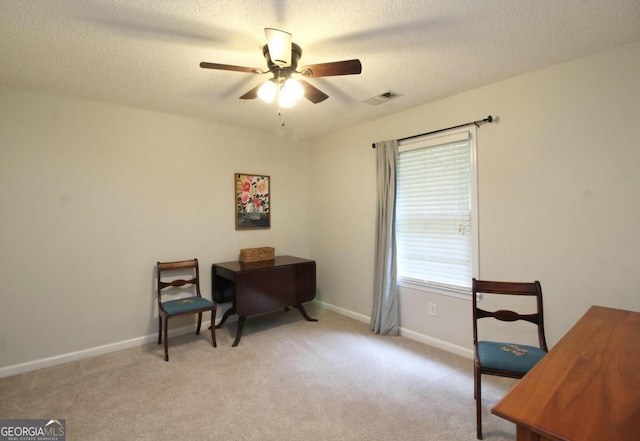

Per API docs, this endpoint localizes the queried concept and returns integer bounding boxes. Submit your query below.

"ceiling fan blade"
[200,62,263,74]
[299,80,329,103]
[299,59,362,77]
[239,83,264,100]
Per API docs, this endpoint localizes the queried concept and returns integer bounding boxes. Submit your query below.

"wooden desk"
[492,306,640,441]
[211,256,317,346]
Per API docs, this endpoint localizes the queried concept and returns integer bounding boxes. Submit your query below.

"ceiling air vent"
[364,90,403,105]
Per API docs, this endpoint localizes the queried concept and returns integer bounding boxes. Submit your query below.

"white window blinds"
[396,128,477,294]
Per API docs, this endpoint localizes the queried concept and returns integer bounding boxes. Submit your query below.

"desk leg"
[293,304,319,322]
[211,307,245,347]
[516,425,544,441]
[232,317,246,347]
[215,307,236,329]
[219,305,316,347]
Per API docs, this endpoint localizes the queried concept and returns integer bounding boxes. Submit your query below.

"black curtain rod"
[371,115,493,148]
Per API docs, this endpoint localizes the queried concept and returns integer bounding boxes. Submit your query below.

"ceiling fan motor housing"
[263,43,302,78]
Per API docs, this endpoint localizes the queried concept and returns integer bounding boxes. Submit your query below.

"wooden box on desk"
[239,247,275,263]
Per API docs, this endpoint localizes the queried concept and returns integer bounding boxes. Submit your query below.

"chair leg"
[474,364,477,400]
[211,307,217,348]
[196,312,202,335]
[163,315,169,362]
[475,366,482,440]
[158,315,162,344]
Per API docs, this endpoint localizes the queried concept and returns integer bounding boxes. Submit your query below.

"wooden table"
[492,305,640,441]
[211,256,317,346]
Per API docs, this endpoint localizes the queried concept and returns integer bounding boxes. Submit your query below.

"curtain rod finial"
[372,143,376,149]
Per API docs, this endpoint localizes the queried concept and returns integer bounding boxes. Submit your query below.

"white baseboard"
[1,301,472,378]
[314,299,473,359]
[314,299,370,323]
[399,327,473,359]
[0,321,212,378]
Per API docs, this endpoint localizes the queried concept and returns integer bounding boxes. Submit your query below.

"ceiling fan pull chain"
[279,108,286,126]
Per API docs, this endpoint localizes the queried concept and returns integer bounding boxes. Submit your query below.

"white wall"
[310,40,640,354]
[0,87,311,370]
[2,39,639,374]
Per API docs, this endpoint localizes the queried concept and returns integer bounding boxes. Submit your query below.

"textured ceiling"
[1,1,639,140]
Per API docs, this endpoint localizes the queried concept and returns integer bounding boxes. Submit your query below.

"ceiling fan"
[200,28,362,108]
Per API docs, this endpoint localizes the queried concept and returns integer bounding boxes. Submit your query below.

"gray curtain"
[370,140,399,335]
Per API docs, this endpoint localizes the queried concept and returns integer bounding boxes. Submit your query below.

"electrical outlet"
[428,302,437,316]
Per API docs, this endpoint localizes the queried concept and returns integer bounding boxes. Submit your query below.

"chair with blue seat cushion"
[472,278,548,440]
[157,258,217,361]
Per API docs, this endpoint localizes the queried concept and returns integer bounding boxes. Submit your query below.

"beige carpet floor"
[0,304,517,440]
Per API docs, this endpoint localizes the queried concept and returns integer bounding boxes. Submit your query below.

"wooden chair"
[157,258,216,361]
[472,278,548,440]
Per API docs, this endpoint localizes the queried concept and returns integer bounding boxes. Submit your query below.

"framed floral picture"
[235,173,270,230]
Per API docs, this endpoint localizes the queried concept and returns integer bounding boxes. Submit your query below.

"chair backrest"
[157,258,201,305]
[472,278,548,351]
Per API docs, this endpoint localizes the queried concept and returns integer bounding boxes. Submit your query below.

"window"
[396,127,478,297]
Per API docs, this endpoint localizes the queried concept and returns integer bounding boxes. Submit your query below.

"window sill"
[398,278,472,300]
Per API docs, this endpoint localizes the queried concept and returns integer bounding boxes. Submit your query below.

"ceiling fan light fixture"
[283,78,304,100]
[265,28,292,67]
[257,80,278,103]
[278,94,296,108]
[279,78,304,108]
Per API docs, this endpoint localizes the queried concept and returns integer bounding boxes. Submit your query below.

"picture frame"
[235,173,271,230]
